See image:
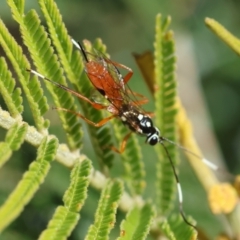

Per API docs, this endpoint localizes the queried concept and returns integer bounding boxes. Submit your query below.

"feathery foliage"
[0,0,239,239]
[5,122,27,150]
[38,0,82,84]
[0,137,58,232]
[160,215,197,240]
[0,142,11,167]
[85,180,123,240]
[0,122,26,167]
[7,0,82,149]
[39,158,91,240]
[113,118,146,195]
[154,14,178,216]
[0,57,23,117]
[0,17,48,130]
[63,158,92,211]
[117,203,155,240]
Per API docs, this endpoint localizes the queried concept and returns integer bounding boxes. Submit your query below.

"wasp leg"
[110,132,132,154]
[53,107,116,127]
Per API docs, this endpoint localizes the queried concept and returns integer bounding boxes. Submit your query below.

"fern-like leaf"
[0,57,23,117]
[24,9,82,149]
[0,122,26,168]
[0,18,48,130]
[63,158,92,211]
[38,0,82,84]
[5,122,27,151]
[39,158,91,240]
[0,137,58,232]
[113,119,145,195]
[38,206,79,240]
[117,203,155,240]
[0,142,11,168]
[160,215,197,240]
[85,179,123,240]
[154,14,178,216]
[6,0,24,23]
[7,0,83,149]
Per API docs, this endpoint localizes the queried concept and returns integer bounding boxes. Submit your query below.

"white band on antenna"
[71,38,80,50]
[177,182,183,203]
[202,158,219,171]
[30,70,45,79]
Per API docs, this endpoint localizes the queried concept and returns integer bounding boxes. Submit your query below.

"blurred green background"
[0,0,240,239]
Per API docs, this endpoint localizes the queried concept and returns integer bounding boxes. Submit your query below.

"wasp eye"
[147,133,159,146]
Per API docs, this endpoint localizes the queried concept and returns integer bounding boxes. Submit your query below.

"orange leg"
[27,69,107,110]
[110,132,132,154]
[132,98,149,106]
[53,107,116,127]
[123,71,133,85]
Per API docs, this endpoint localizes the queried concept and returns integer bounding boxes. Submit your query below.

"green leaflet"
[0,137,58,232]
[85,180,123,240]
[37,0,84,150]
[24,9,82,150]
[5,122,27,151]
[113,118,145,195]
[7,0,83,150]
[63,158,92,211]
[7,0,24,23]
[38,0,82,83]
[154,14,178,216]
[160,215,197,240]
[0,106,78,166]
[117,203,155,240]
[0,123,27,168]
[0,142,11,168]
[0,18,48,130]
[0,57,23,117]
[153,14,198,239]
[39,158,92,240]
[38,206,79,240]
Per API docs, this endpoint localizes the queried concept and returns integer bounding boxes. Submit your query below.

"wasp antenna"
[161,137,221,172]
[71,38,89,62]
[71,38,80,49]
[160,143,197,230]
[78,42,89,62]
[27,69,45,79]
[27,69,70,91]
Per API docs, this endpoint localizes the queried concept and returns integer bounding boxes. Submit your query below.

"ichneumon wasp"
[28,39,232,231]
